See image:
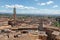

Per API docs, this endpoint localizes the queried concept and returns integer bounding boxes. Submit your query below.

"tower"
[13,7,16,26]
[8,7,17,27]
[38,18,44,31]
[13,7,16,20]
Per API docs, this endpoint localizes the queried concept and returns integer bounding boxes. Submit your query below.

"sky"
[0,0,60,14]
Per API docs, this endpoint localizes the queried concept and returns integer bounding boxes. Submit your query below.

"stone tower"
[13,7,16,20]
[8,7,17,27]
[38,18,44,31]
[13,7,16,26]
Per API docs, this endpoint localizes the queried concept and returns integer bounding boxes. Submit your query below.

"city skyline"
[0,0,60,15]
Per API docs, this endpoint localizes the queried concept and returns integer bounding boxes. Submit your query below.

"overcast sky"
[0,0,60,14]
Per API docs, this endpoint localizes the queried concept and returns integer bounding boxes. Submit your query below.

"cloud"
[40,3,46,6]
[37,1,54,6]
[5,5,14,8]
[53,5,58,8]
[37,3,46,6]
[24,7,36,9]
[37,1,59,8]
[2,4,36,9]
[46,1,54,5]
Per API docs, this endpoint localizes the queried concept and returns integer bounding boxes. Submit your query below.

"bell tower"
[13,7,16,20]
[38,18,44,31]
[13,7,16,26]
